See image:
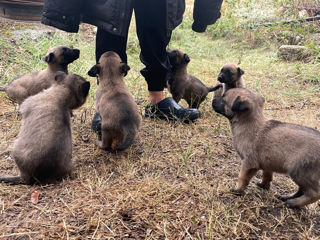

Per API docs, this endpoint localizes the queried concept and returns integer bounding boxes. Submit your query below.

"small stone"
[278,45,312,62]
[81,135,89,142]
[298,9,308,18]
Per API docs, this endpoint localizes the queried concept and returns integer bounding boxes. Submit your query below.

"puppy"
[167,49,221,109]
[0,46,80,104]
[212,88,320,208]
[213,63,245,98]
[88,51,141,151]
[0,72,90,184]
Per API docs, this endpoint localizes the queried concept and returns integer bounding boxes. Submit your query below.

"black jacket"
[41,0,223,37]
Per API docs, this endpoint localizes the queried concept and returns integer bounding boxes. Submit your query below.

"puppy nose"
[74,49,80,56]
[218,75,223,81]
[212,99,217,108]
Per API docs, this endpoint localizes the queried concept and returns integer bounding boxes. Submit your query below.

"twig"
[250,15,320,29]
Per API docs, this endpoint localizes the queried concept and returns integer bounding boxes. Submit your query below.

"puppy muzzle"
[218,74,225,83]
[65,49,80,63]
[212,98,233,120]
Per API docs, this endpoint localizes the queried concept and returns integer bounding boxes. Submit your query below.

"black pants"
[95,0,172,91]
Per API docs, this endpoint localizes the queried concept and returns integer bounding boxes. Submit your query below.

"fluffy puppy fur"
[212,88,320,208]
[167,49,221,109]
[0,46,80,104]
[0,72,90,184]
[88,51,141,151]
[213,63,245,98]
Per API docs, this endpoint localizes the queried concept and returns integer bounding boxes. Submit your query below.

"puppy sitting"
[0,72,90,184]
[0,46,80,104]
[167,49,221,109]
[212,88,320,208]
[88,51,141,151]
[213,63,245,98]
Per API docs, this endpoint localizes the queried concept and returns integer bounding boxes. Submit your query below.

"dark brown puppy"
[212,88,320,208]
[213,63,245,98]
[0,46,80,104]
[88,51,141,151]
[167,49,221,109]
[0,72,90,185]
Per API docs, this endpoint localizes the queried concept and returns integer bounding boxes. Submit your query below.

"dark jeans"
[95,0,172,91]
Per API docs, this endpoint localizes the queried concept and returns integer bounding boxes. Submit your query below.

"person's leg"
[134,0,199,122]
[95,28,128,63]
[149,91,164,104]
[134,0,171,100]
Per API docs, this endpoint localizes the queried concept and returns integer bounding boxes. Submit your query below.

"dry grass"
[1,2,320,239]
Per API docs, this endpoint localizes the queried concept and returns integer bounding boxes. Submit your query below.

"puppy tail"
[207,84,222,92]
[116,129,136,151]
[0,176,24,185]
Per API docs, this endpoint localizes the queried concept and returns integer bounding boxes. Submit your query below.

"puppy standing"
[212,88,320,208]
[167,49,221,109]
[0,72,90,184]
[213,63,245,98]
[0,46,80,104]
[88,51,141,151]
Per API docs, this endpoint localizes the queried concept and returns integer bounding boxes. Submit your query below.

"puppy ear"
[81,82,90,98]
[121,63,130,76]
[44,52,54,63]
[183,54,190,63]
[54,71,66,83]
[231,96,249,112]
[237,67,244,76]
[88,65,100,77]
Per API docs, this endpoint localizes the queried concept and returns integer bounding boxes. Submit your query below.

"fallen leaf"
[30,190,41,204]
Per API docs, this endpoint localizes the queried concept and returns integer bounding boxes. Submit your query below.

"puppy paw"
[256,182,270,190]
[230,188,244,196]
[96,140,104,149]
[284,199,300,209]
[276,195,288,202]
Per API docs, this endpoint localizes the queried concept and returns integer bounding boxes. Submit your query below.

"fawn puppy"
[0,72,90,184]
[167,49,220,109]
[88,51,141,151]
[212,88,320,208]
[213,63,245,98]
[0,46,80,104]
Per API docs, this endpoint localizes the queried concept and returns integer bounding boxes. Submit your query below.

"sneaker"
[144,97,200,122]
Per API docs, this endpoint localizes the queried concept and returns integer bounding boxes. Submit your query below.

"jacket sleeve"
[42,0,84,33]
[192,0,223,33]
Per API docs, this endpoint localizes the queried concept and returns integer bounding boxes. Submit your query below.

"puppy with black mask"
[167,49,221,109]
[212,88,320,208]
[0,72,90,185]
[214,63,245,98]
[88,51,141,151]
[0,46,80,104]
